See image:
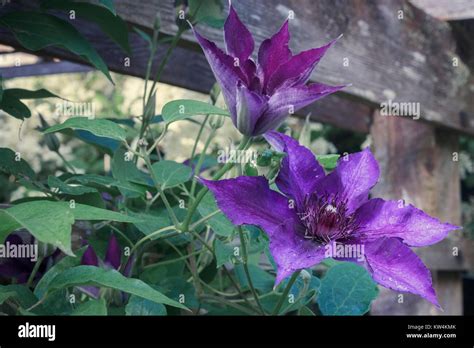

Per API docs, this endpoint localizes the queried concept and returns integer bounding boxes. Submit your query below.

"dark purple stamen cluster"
[298,194,359,244]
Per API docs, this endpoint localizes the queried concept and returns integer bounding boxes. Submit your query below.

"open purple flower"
[192,4,345,136]
[202,131,460,306]
[80,234,132,298]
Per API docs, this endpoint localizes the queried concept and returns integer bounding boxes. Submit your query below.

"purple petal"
[122,254,135,278]
[242,59,259,88]
[315,147,380,214]
[0,261,31,283]
[264,131,325,206]
[354,198,459,247]
[364,237,439,307]
[104,234,121,270]
[78,285,100,299]
[224,4,254,63]
[266,37,339,94]
[193,27,246,115]
[234,82,267,136]
[81,245,99,267]
[253,83,345,135]
[201,176,298,235]
[269,222,326,284]
[257,20,292,88]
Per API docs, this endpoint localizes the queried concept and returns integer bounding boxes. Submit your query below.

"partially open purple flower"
[202,131,460,306]
[80,234,132,298]
[192,4,345,136]
[0,231,60,284]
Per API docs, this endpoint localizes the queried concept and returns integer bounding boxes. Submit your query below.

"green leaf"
[125,295,167,316]
[0,285,39,309]
[128,210,171,238]
[112,148,150,198]
[48,265,187,310]
[133,27,151,47]
[0,147,35,178]
[0,11,112,82]
[317,154,340,171]
[71,299,107,315]
[42,0,130,54]
[151,160,192,189]
[34,247,86,298]
[99,0,116,14]
[317,262,379,316]
[197,191,234,237]
[189,0,225,28]
[298,305,316,316]
[0,201,75,255]
[3,88,61,100]
[157,276,199,310]
[0,93,30,119]
[68,203,142,223]
[44,117,127,142]
[213,238,235,268]
[0,201,139,256]
[161,99,229,124]
[234,264,275,294]
[0,88,61,120]
[48,176,98,196]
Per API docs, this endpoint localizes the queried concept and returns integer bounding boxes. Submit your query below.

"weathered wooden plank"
[369,110,472,314]
[0,60,92,78]
[410,0,474,21]
[114,0,474,134]
[1,0,472,133]
[370,110,473,271]
[0,2,371,133]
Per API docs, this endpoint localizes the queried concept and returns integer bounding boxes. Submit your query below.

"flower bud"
[153,12,161,32]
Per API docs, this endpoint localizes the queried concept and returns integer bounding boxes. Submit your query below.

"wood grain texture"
[114,0,474,134]
[410,0,474,21]
[369,111,472,315]
[0,61,93,78]
[0,0,472,133]
[0,1,371,133]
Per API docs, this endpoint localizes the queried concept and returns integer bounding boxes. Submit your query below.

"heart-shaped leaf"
[44,117,127,142]
[317,262,379,315]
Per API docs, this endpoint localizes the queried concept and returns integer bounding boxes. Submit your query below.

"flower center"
[298,194,358,244]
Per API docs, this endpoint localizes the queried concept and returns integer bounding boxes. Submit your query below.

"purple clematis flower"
[80,234,132,299]
[202,131,460,306]
[192,3,345,136]
[0,231,60,284]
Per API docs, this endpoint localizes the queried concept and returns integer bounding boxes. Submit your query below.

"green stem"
[186,229,256,311]
[190,126,216,197]
[143,249,203,270]
[238,227,266,315]
[200,294,257,316]
[108,224,134,248]
[190,115,209,160]
[26,257,44,288]
[272,270,301,316]
[142,149,180,228]
[139,28,183,141]
[131,226,177,254]
[189,209,220,230]
[56,151,76,174]
[180,136,252,232]
[146,29,184,105]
